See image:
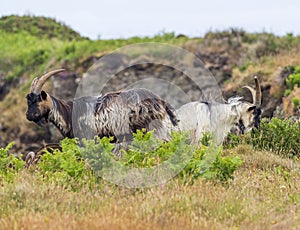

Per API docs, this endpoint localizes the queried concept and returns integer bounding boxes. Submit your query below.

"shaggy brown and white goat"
[176,76,262,144]
[26,69,178,142]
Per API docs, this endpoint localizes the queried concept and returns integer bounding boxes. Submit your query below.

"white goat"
[176,76,262,145]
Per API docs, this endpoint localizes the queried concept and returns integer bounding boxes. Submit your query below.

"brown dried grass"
[1,145,300,229]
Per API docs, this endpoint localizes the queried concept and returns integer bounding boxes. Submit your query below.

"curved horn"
[242,85,256,104]
[24,151,35,167]
[242,76,262,107]
[254,76,262,107]
[30,69,65,94]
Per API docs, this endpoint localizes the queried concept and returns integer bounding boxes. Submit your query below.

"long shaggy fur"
[27,88,178,142]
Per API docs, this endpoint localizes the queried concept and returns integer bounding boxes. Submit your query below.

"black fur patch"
[26,93,44,123]
[238,119,246,134]
[26,93,42,105]
[253,107,262,129]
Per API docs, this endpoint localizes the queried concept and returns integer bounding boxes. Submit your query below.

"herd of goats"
[23,69,262,166]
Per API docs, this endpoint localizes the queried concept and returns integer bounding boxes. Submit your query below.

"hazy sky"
[1,0,299,39]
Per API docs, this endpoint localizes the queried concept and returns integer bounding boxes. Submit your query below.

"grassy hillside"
[0,15,86,41]
[0,15,300,229]
[0,15,299,150]
[0,15,192,80]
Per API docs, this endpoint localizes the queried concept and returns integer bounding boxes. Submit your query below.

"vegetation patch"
[225,118,300,157]
[284,65,300,96]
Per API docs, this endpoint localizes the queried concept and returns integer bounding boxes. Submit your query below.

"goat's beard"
[35,116,48,126]
[237,120,246,134]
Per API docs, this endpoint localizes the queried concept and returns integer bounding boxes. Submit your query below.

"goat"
[26,69,178,143]
[176,76,262,145]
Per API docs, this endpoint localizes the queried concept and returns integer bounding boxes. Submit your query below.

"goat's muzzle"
[253,107,262,129]
[26,110,48,126]
[238,119,246,134]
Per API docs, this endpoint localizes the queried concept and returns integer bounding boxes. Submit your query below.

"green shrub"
[286,66,300,90]
[249,118,300,157]
[0,142,25,183]
[293,97,300,108]
[224,133,243,149]
[1,131,242,188]
[80,136,115,175]
[37,138,91,190]
[204,152,243,182]
[183,145,242,183]
[284,89,292,96]
[220,117,300,159]
[52,131,242,186]
[120,130,242,184]
[121,129,193,169]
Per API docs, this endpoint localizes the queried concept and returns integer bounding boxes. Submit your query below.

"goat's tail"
[165,102,179,126]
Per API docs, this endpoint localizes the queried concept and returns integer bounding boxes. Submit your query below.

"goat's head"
[26,69,65,126]
[235,76,262,134]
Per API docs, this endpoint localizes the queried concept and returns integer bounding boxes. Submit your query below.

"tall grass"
[0,145,300,229]
[1,128,300,229]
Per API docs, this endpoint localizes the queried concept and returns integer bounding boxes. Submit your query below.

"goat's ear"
[247,105,256,112]
[41,90,47,100]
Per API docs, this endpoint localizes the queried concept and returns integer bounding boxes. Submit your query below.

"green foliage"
[238,62,251,72]
[121,129,193,169]
[204,153,243,182]
[224,117,300,158]
[200,132,213,146]
[183,145,243,183]
[286,66,300,90]
[224,133,243,149]
[293,97,300,108]
[0,15,193,82]
[37,138,89,189]
[0,15,85,41]
[120,130,242,183]
[0,142,24,183]
[249,118,300,157]
[80,136,115,174]
[122,129,166,168]
[34,131,242,188]
[284,89,292,96]
[204,30,300,57]
[0,30,64,79]
[3,118,300,188]
[204,28,247,40]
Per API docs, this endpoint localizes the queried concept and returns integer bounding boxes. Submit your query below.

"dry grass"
[226,43,300,92]
[1,145,300,229]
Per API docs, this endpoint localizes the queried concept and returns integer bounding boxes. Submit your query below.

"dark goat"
[26,69,178,142]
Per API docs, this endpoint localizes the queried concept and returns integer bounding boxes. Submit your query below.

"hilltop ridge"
[0,15,87,41]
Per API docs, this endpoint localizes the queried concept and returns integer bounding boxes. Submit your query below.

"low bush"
[250,118,300,157]
[183,145,242,183]
[0,131,243,188]
[225,118,300,158]
[0,142,24,182]
[286,66,300,90]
